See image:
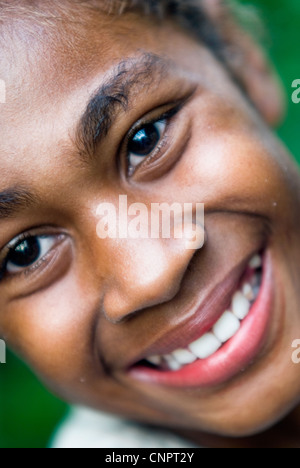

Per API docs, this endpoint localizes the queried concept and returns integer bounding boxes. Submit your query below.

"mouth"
[128,251,273,388]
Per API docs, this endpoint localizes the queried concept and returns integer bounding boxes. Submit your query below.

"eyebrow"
[75,52,170,162]
[0,188,37,220]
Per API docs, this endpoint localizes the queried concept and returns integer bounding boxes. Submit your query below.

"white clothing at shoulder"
[51,407,199,449]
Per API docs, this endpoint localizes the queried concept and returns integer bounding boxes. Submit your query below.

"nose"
[101,234,202,324]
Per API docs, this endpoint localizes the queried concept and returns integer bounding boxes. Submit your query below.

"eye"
[127,120,167,171]
[5,236,57,274]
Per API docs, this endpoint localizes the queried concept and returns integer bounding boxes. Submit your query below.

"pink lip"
[128,251,273,388]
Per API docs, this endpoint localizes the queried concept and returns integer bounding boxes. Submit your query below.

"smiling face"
[1,3,300,440]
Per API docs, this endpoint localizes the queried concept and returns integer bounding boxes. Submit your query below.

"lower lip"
[129,252,273,389]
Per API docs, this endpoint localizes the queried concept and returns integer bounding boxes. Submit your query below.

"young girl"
[0,0,299,448]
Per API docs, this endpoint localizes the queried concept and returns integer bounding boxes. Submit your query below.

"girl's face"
[0,9,300,438]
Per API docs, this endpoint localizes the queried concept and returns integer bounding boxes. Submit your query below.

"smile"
[129,252,273,388]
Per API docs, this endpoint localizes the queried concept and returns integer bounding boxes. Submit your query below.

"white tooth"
[164,355,182,371]
[242,283,254,301]
[213,311,240,343]
[232,292,250,320]
[189,333,221,359]
[172,349,197,365]
[249,255,262,269]
[147,356,162,366]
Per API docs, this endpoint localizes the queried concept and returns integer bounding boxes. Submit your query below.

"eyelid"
[124,104,183,177]
[0,229,66,281]
[0,233,27,269]
[0,229,55,260]
[126,104,183,143]
[6,236,58,274]
[127,119,168,174]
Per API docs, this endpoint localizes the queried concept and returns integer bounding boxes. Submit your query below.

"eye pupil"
[128,123,160,157]
[8,238,40,267]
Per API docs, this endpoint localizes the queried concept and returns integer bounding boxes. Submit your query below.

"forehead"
[0,7,189,103]
[0,13,151,161]
[0,7,224,190]
[0,12,190,118]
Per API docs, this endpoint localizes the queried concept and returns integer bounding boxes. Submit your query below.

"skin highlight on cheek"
[0,1,300,448]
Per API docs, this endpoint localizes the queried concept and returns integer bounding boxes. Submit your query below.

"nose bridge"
[102,237,199,323]
[91,194,205,323]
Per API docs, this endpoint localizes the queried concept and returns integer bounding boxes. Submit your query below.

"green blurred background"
[0,0,299,449]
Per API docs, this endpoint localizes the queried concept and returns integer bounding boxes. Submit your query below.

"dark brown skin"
[0,2,300,448]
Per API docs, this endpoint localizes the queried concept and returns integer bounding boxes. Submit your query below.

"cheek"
[171,101,298,223]
[190,132,277,197]
[1,271,98,388]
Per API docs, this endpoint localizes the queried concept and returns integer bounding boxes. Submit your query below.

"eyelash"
[125,104,182,175]
[0,232,61,282]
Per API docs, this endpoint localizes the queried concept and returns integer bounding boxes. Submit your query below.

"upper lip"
[126,251,261,369]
